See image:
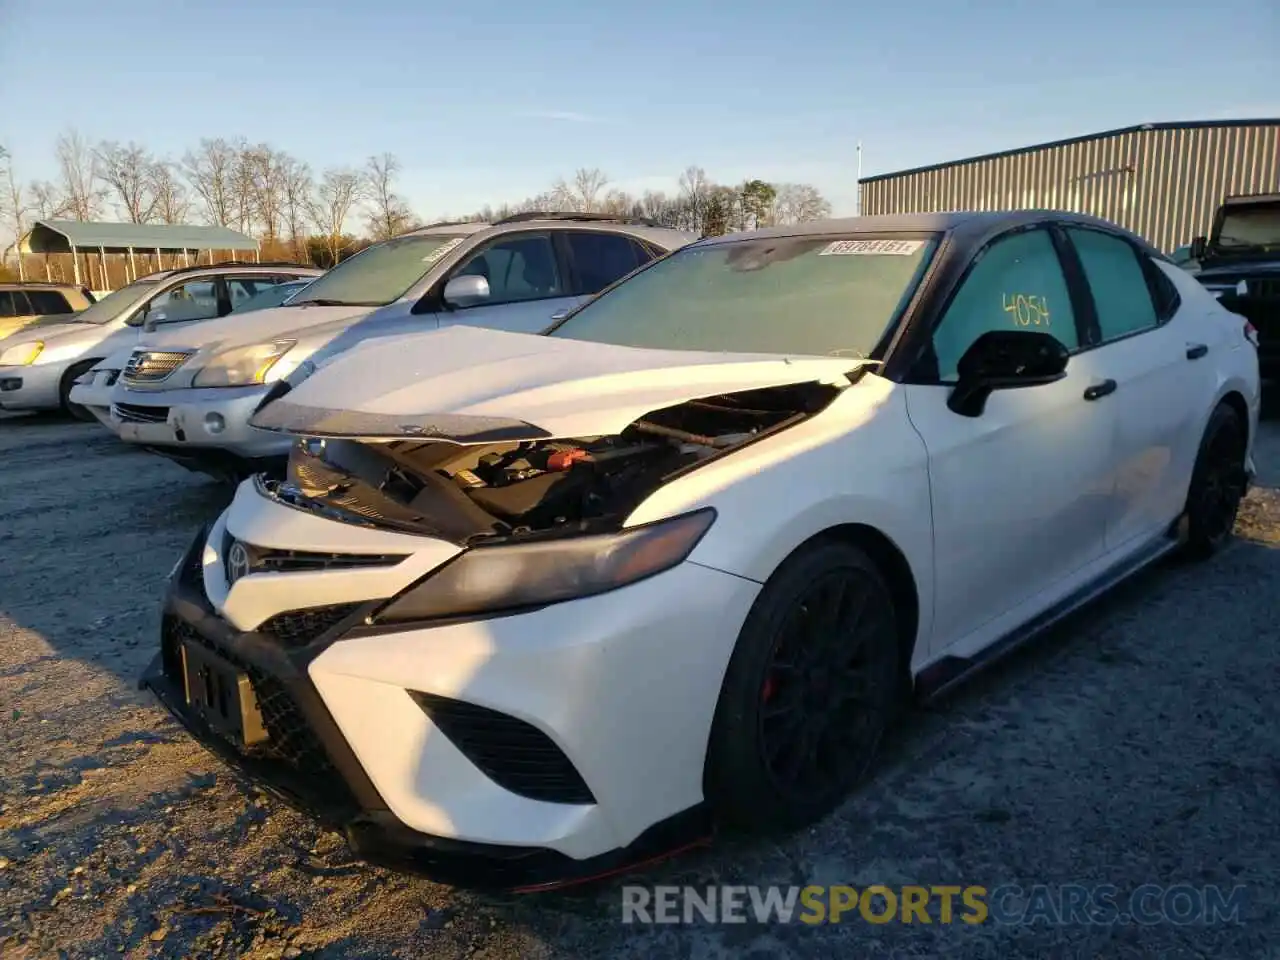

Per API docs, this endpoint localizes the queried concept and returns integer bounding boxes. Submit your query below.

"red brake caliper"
[761,674,777,703]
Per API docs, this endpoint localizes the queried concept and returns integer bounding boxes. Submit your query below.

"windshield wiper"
[291,298,380,307]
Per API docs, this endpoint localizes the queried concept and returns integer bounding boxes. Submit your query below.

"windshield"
[66,278,162,324]
[548,234,938,358]
[289,234,468,307]
[1215,205,1280,253]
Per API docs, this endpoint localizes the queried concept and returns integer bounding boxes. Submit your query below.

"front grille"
[410,692,596,805]
[219,526,405,578]
[122,349,191,384]
[113,401,169,424]
[160,615,348,790]
[258,603,363,648]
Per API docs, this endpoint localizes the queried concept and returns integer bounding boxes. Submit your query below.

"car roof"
[404,214,697,249]
[0,281,86,290]
[692,210,1161,257]
[1221,192,1280,206]
[132,261,325,284]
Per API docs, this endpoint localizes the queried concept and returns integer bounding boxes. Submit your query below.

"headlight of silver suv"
[192,340,296,387]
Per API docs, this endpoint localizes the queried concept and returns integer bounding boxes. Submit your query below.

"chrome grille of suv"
[122,350,191,384]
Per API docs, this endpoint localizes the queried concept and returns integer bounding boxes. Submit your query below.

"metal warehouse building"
[857,119,1280,253]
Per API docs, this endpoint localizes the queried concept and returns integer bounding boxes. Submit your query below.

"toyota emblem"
[227,541,251,584]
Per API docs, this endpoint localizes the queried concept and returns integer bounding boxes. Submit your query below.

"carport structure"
[19,220,260,289]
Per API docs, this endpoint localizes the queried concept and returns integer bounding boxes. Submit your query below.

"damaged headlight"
[372,508,716,622]
[192,339,296,387]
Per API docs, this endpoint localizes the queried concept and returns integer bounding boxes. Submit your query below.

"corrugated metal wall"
[859,123,1280,253]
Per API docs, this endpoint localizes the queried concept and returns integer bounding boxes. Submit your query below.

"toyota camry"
[141,211,1259,891]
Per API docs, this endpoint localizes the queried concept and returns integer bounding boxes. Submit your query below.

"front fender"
[626,377,936,660]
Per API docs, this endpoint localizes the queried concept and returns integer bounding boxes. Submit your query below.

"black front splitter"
[140,560,713,893]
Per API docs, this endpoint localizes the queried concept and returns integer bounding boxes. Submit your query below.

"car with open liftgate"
[142,210,1258,892]
[102,214,696,483]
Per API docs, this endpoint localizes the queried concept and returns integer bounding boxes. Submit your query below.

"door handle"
[1186,343,1208,360]
[1083,379,1117,401]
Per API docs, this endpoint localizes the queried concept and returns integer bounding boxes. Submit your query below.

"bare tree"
[148,161,190,224]
[241,144,288,243]
[363,153,415,241]
[230,142,257,234]
[96,141,157,223]
[281,157,314,261]
[182,138,241,227]
[30,181,71,220]
[309,168,364,265]
[773,183,831,224]
[55,129,104,221]
[678,165,711,233]
[559,167,608,212]
[1,144,31,279]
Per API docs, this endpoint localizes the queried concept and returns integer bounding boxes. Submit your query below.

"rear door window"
[1065,228,1159,342]
[25,290,72,314]
[565,231,644,294]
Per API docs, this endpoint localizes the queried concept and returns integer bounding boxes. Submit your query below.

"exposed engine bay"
[265,380,843,545]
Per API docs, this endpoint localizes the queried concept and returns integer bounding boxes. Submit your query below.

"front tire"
[1183,402,1248,559]
[60,360,100,422]
[704,540,902,834]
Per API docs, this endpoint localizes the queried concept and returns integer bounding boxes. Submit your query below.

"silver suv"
[106,213,696,482]
[0,261,322,419]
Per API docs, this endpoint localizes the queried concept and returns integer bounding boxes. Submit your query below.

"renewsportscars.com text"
[620,884,1249,926]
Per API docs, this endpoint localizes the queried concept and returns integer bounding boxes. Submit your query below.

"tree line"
[0,129,834,278]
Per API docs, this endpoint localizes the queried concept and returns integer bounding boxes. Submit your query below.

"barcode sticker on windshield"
[819,239,923,256]
[422,237,465,263]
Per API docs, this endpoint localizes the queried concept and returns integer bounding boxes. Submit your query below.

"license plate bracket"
[180,642,269,746]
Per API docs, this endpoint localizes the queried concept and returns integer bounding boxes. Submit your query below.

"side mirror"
[947,329,1069,417]
[443,274,490,307]
[1235,279,1249,297]
[1190,236,1207,260]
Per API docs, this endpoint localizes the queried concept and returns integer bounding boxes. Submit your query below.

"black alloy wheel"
[1185,403,1248,557]
[705,541,902,833]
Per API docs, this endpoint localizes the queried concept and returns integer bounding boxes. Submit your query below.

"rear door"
[556,230,657,317]
[1058,226,1211,551]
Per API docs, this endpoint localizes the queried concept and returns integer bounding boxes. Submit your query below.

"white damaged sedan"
[142,212,1259,891]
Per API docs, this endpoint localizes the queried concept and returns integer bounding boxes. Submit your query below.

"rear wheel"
[1183,402,1248,559]
[704,540,902,834]
[59,359,101,422]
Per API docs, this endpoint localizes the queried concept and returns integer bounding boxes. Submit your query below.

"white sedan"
[141,211,1259,891]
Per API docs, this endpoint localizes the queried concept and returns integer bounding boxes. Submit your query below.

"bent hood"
[249,325,861,443]
[140,303,375,353]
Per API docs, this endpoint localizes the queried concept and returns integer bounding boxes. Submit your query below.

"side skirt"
[913,532,1184,703]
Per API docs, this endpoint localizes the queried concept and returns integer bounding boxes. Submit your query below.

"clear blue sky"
[1,0,1276,222]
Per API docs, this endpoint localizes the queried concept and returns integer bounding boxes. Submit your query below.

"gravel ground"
[1,402,1278,960]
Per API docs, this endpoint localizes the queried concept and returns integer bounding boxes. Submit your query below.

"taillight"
[1243,320,1259,347]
